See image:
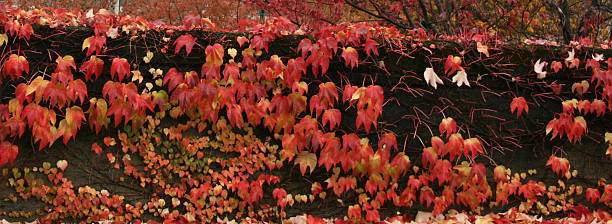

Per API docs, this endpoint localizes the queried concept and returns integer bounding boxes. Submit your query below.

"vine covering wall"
[0,6,610,223]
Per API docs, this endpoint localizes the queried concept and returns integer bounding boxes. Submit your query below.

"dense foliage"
[0,4,610,224]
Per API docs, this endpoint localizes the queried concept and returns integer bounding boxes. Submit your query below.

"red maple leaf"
[347,205,361,219]
[550,61,563,73]
[365,208,380,222]
[438,117,457,138]
[18,23,33,40]
[0,141,18,167]
[5,20,20,36]
[463,138,484,160]
[379,132,398,152]
[236,36,249,47]
[174,34,197,56]
[110,58,130,81]
[322,109,341,130]
[546,155,570,176]
[585,188,600,203]
[55,55,76,75]
[390,152,411,177]
[2,54,29,81]
[494,165,508,183]
[419,187,435,208]
[341,47,359,69]
[67,79,88,105]
[444,55,462,75]
[79,56,104,81]
[163,68,184,92]
[42,81,68,108]
[318,136,341,171]
[364,38,379,57]
[272,188,288,209]
[82,35,106,56]
[445,133,464,161]
[510,97,529,117]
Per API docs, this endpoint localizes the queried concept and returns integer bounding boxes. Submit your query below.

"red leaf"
[546,155,570,176]
[364,38,379,57]
[55,55,76,74]
[163,68,184,92]
[494,165,508,183]
[347,205,361,219]
[390,152,411,176]
[510,97,528,117]
[341,47,358,69]
[42,81,68,108]
[67,79,88,105]
[206,43,224,66]
[110,58,130,82]
[379,132,398,152]
[470,163,487,183]
[18,23,33,40]
[4,20,19,36]
[321,109,341,130]
[438,117,457,138]
[432,159,452,185]
[419,187,435,208]
[174,34,197,56]
[551,61,563,73]
[236,36,249,47]
[365,208,380,222]
[82,35,106,56]
[463,138,484,160]
[444,55,462,75]
[591,99,606,117]
[91,142,103,155]
[0,141,18,167]
[319,137,341,171]
[586,188,600,203]
[421,147,438,170]
[2,54,29,81]
[444,133,463,161]
[80,56,104,81]
[272,188,288,209]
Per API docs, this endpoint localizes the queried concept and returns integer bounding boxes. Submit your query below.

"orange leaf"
[295,151,316,175]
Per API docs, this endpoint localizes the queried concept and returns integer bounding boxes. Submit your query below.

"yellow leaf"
[131,70,143,84]
[82,38,91,51]
[228,48,237,58]
[0,34,7,46]
[605,132,611,144]
[143,51,154,63]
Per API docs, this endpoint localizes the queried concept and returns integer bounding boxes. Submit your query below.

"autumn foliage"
[0,3,610,224]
